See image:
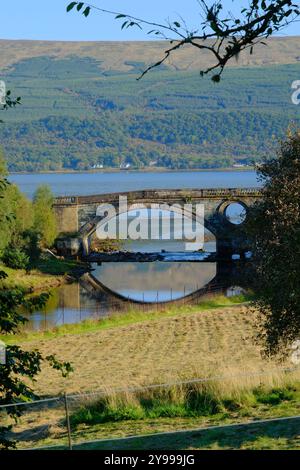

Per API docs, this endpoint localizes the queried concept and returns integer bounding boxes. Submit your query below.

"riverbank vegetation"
[0,256,83,292]
[0,154,80,291]
[3,293,249,344]
[0,151,64,280]
[0,263,64,292]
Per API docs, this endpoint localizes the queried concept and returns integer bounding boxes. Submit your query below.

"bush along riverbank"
[0,256,90,293]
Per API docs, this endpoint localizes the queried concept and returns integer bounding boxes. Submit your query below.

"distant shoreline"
[9,167,255,176]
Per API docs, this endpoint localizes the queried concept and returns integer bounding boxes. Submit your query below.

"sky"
[0,0,299,41]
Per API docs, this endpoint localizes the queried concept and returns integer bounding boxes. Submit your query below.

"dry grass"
[20,304,294,397]
[1,37,300,71]
[6,302,300,449]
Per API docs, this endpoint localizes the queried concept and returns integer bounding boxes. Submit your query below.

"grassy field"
[9,298,295,398]
[3,295,300,450]
[12,302,267,396]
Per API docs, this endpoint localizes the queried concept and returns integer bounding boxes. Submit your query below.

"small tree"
[33,185,57,248]
[247,130,300,356]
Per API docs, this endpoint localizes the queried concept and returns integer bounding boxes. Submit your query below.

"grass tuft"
[69,382,299,429]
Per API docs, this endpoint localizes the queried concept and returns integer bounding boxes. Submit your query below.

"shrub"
[2,247,29,270]
[254,387,294,405]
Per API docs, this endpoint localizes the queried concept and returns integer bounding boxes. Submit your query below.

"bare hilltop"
[1,36,300,72]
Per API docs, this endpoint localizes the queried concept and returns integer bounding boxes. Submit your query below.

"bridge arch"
[217,200,248,220]
[81,202,217,256]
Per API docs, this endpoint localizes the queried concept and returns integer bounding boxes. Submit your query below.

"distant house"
[120,162,131,169]
[232,163,246,168]
[91,163,104,169]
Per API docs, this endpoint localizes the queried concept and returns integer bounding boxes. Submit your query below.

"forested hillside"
[1,39,300,171]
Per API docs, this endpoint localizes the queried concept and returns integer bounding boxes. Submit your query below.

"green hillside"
[0,40,300,171]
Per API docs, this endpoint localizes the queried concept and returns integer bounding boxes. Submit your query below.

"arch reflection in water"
[91,261,217,302]
[23,261,218,330]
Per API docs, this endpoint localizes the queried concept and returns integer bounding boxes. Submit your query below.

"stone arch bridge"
[53,188,261,258]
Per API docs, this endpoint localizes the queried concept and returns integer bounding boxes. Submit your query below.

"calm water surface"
[91,261,217,302]
[9,170,260,198]
[25,261,220,330]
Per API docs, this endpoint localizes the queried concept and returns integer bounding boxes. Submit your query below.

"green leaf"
[77,2,84,11]
[83,6,90,17]
[66,2,77,12]
[174,21,181,28]
[115,14,127,19]
[211,74,221,83]
[130,22,142,30]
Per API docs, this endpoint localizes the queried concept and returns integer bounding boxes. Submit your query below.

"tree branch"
[66,1,300,81]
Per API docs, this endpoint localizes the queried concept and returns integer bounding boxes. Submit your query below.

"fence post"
[64,392,72,450]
